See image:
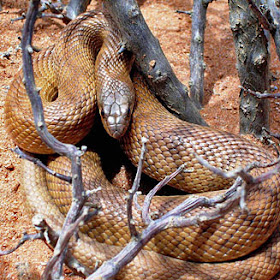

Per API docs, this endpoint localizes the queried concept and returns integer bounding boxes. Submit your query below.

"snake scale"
[4,10,280,279]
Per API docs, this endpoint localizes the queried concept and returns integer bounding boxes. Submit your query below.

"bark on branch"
[189,0,211,108]
[66,0,92,21]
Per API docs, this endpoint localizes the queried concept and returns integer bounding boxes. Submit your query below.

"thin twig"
[13,147,72,183]
[194,152,280,185]
[241,86,280,99]
[142,163,186,225]
[40,13,65,19]
[175,10,192,15]
[127,137,147,237]
[0,232,43,256]
[263,127,280,140]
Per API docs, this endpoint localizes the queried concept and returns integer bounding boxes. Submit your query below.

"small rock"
[12,182,20,192]
[4,160,14,170]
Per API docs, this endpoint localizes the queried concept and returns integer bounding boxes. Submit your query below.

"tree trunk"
[229,0,270,137]
[103,0,207,126]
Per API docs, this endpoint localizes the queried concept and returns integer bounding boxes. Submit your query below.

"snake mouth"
[111,128,126,139]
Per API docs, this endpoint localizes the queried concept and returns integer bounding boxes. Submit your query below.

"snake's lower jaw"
[111,129,126,139]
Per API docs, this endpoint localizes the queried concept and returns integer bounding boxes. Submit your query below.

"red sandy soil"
[1,0,280,279]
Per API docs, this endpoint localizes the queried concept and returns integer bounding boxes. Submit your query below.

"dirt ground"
[1,0,280,279]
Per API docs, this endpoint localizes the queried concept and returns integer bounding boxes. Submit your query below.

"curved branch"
[21,1,88,278]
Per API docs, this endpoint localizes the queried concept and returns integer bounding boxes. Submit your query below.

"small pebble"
[4,160,14,170]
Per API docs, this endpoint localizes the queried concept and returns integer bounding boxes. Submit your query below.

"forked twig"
[41,207,95,280]
[142,163,186,225]
[32,215,91,277]
[194,152,280,185]
[14,146,72,183]
[127,137,147,237]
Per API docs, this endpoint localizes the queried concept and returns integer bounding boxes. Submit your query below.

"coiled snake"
[4,10,280,279]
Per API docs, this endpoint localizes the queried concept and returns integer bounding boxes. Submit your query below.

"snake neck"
[94,17,136,139]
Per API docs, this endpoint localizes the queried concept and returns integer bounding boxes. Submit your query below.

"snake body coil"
[4,11,280,279]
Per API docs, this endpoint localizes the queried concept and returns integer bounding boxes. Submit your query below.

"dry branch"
[126,138,147,237]
[66,0,92,21]
[240,86,280,99]
[14,147,72,183]
[20,1,89,278]
[41,207,93,280]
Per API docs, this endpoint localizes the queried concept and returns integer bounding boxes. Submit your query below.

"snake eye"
[100,109,105,118]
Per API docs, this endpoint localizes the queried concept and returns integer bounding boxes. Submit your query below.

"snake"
[4,10,280,279]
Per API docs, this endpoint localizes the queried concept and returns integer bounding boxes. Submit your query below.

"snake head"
[98,78,135,139]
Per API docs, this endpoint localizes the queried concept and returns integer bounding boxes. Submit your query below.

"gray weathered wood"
[229,0,270,137]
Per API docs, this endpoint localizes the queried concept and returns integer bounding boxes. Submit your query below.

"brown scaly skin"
[4,11,134,153]
[4,10,280,279]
